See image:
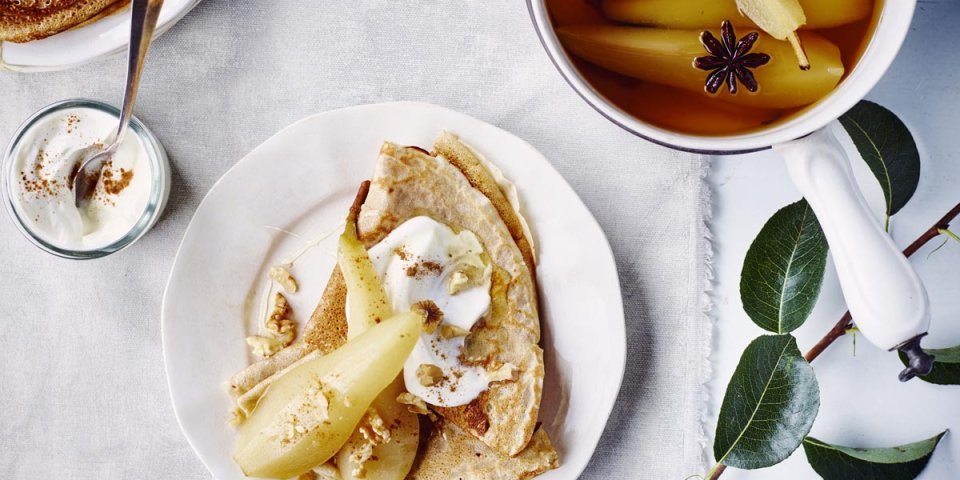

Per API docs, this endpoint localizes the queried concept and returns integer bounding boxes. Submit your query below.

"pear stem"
[787,32,810,70]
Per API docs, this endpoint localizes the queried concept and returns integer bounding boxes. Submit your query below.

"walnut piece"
[268,380,330,447]
[268,292,290,323]
[228,407,246,427]
[300,463,341,480]
[246,335,283,358]
[486,363,520,382]
[439,323,470,339]
[265,292,296,347]
[445,255,487,295]
[416,364,444,387]
[358,407,390,445]
[249,292,297,358]
[412,300,444,334]
[396,392,430,416]
[349,408,391,478]
[270,265,299,293]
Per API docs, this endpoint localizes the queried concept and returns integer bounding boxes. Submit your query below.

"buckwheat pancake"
[229,132,553,475]
[0,0,128,43]
[409,421,559,480]
[431,131,537,281]
[359,140,543,457]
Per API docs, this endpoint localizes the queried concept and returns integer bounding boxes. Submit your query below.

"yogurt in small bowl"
[2,98,170,259]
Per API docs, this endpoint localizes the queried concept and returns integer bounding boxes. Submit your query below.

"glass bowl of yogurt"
[2,98,170,259]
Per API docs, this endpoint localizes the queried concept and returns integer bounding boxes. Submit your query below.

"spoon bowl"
[71,144,115,204]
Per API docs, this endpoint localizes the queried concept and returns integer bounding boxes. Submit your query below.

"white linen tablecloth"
[0,1,711,478]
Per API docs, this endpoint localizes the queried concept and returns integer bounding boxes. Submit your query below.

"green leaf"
[740,200,829,333]
[714,334,820,469]
[898,345,960,385]
[803,432,945,479]
[839,100,921,227]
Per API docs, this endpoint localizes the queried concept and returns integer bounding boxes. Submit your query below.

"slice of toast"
[0,0,128,43]
[232,133,547,461]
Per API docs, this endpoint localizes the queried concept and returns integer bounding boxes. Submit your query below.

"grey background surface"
[0,1,711,478]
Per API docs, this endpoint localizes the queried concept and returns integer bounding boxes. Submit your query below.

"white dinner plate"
[162,102,626,479]
[1,0,201,72]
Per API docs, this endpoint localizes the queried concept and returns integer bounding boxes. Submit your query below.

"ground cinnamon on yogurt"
[7,107,151,250]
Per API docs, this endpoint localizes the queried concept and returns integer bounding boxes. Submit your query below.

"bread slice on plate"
[229,131,554,476]
[0,0,129,43]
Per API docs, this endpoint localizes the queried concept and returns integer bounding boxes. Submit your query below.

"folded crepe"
[0,0,128,43]
[408,421,558,480]
[230,132,554,476]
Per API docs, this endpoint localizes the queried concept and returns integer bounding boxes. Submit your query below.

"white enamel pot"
[528,0,934,380]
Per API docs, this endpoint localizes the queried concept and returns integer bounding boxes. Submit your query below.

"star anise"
[694,20,770,95]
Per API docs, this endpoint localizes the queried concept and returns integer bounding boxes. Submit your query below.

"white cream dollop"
[8,107,151,250]
[365,216,493,407]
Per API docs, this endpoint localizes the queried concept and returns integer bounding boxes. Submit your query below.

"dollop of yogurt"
[8,107,151,250]
[365,216,494,407]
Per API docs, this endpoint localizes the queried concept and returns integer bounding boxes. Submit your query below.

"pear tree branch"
[708,202,960,480]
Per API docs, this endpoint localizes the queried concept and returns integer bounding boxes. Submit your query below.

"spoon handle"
[116,0,164,145]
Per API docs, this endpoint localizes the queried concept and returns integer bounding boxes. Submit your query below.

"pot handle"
[774,124,933,381]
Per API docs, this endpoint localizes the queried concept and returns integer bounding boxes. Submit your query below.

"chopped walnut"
[266,318,296,346]
[397,392,430,415]
[270,265,299,293]
[349,442,374,478]
[445,255,487,295]
[301,463,341,480]
[249,292,297,358]
[358,408,391,445]
[246,335,283,358]
[416,364,444,387]
[486,363,520,382]
[268,292,290,323]
[265,293,296,347]
[228,407,246,426]
[439,323,470,339]
[412,300,444,333]
[270,381,330,446]
[462,332,495,364]
[349,408,391,478]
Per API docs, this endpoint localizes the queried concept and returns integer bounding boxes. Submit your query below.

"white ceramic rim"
[0,98,170,259]
[0,0,202,72]
[527,0,917,153]
[161,102,627,480]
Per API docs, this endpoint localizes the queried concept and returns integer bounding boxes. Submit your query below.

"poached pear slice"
[338,181,393,339]
[335,181,420,480]
[336,376,420,480]
[602,0,870,31]
[557,25,843,109]
[233,310,421,478]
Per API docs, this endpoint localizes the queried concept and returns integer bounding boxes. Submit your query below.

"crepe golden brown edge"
[0,0,130,43]
[228,132,557,478]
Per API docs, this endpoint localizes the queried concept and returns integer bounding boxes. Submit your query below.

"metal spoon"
[72,0,164,206]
